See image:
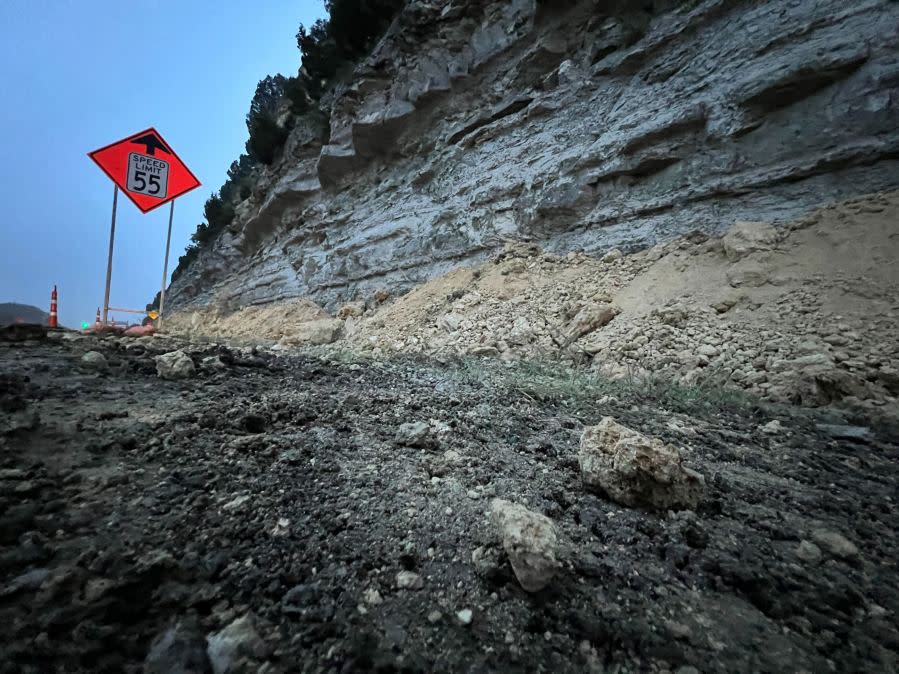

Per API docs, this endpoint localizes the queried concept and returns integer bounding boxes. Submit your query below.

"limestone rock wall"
[166,0,899,313]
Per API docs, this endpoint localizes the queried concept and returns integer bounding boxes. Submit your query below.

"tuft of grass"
[446,355,771,419]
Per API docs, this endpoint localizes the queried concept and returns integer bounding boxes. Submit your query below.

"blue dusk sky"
[0,1,325,327]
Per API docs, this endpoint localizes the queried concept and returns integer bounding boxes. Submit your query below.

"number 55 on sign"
[128,153,168,198]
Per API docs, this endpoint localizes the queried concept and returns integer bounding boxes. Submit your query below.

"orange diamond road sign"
[88,128,201,213]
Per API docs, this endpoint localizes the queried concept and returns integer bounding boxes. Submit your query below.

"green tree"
[246,76,290,165]
[203,194,235,231]
[220,154,257,204]
[283,76,310,115]
[297,19,340,96]
[326,0,405,58]
[190,222,211,246]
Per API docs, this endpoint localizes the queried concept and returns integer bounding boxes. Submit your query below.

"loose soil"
[1,332,897,672]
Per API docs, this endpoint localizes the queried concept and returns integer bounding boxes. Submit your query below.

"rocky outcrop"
[166,0,899,314]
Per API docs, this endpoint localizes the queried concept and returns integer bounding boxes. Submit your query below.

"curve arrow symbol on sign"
[130,132,171,156]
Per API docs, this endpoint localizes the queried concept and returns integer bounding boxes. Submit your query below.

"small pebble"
[396,571,424,590]
[795,540,822,563]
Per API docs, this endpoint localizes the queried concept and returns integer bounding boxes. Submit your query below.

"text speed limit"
[127,153,169,199]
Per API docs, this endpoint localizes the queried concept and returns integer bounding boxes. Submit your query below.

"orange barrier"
[123,325,155,337]
[49,286,58,328]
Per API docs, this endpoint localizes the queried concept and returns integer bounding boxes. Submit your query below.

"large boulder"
[279,318,342,346]
[721,221,779,261]
[490,499,560,592]
[579,417,704,510]
[155,350,196,380]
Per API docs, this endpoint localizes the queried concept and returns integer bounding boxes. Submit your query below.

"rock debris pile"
[339,191,899,424]
[170,191,899,426]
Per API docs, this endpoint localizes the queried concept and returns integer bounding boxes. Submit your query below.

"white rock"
[579,417,705,510]
[443,450,462,463]
[396,571,424,590]
[811,529,859,560]
[721,221,779,261]
[507,316,533,345]
[81,351,108,370]
[202,355,228,371]
[144,621,210,674]
[795,540,822,563]
[395,421,432,448]
[270,518,290,537]
[279,318,342,346]
[726,260,770,287]
[441,313,464,333]
[566,303,620,341]
[792,353,832,368]
[363,588,383,605]
[206,614,269,674]
[456,609,473,626]
[601,248,623,263]
[222,495,251,512]
[490,499,559,592]
[761,420,783,434]
[337,301,365,319]
[155,350,196,379]
[557,59,584,85]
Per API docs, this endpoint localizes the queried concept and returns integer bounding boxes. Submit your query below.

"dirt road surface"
[1,332,897,672]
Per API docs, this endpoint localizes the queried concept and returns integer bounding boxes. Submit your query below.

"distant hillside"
[0,303,48,326]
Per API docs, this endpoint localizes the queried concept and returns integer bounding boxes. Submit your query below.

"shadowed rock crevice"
[447,96,535,145]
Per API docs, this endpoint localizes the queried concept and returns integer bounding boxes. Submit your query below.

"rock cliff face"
[166,0,899,312]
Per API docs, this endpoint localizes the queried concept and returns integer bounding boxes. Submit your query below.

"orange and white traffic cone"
[48,286,58,328]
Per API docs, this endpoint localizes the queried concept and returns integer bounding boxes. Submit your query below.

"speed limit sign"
[88,128,200,213]
[88,127,202,331]
[127,153,169,198]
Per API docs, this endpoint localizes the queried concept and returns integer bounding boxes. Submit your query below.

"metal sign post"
[157,200,175,330]
[102,186,119,325]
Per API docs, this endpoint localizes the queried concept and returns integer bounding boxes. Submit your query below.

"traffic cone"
[48,285,58,328]
[95,307,101,324]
